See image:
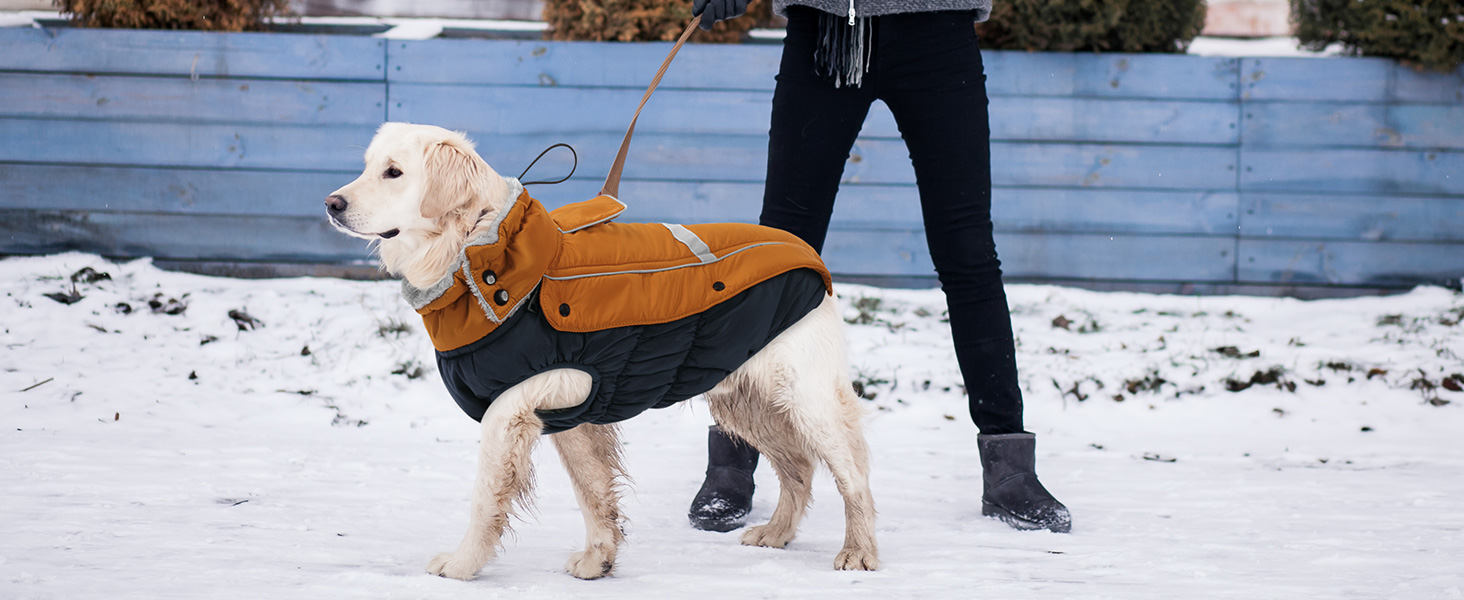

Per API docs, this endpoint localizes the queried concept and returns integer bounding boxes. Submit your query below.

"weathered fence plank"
[0,73,386,125]
[0,118,378,171]
[0,163,1235,238]
[2,98,1237,189]
[987,97,1238,145]
[823,229,1238,281]
[991,233,1237,282]
[1243,102,1464,150]
[95,128,1235,190]
[1241,57,1392,102]
[390,83,1239,144]
[1240,148,1464,196]
[986,189,1239,235]
[1242,57,1464,104]
[0,27,386,80]
[518,179,1239,235]
[386,39,1240,100]
[846,141,1235,190]
[387,38,783,89]
[0,209,372,263]
[1391,66,1464,104]
[0,164,352,217]
[808,139,1236,189]
[1238,239,1464,287]
[1240,193,1464,243]
[984,53,1240,100]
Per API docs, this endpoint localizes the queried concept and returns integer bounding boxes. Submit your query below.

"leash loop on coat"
[519,143,578,186]
[600,15,702,199]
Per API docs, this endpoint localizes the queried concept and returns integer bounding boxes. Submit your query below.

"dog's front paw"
[834,547,879,571]
[739,523,795,549]
[427,551,487,580]
[564,545,616,580]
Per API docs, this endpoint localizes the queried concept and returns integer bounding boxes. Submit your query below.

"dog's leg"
[758,373,879,570]
[727,296,879,570]
[425,403,541,580]
[739,430,815,550]
[551,423,626,580]
[779,345,879,570]
[808,383,879,571]
[707,371,815,550]
[797,298,879,570]
[427,369,593,580]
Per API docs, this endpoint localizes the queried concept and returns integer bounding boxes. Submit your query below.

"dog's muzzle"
[325,194,399,239]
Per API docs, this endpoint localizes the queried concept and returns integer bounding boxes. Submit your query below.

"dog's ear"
[421,139,486,220]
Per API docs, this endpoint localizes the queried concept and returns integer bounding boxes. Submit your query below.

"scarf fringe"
[813,12,872,88]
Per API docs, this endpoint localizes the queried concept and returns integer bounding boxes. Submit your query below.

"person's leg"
[758,7,877,252]
[690,5,877,532]
[877,10,1069,532]
[875,10,1019,434]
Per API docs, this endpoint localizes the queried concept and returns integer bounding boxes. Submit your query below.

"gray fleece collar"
[401,178,525,311]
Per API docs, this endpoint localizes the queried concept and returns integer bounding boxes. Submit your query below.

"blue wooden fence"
[1,24,1461,293]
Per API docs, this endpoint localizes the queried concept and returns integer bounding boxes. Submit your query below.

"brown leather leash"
[600,15,703,199]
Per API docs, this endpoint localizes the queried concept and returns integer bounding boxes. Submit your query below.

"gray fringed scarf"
[814,12,874,88]
[781,0,992,87]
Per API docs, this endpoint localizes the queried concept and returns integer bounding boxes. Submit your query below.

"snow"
[0,10,45,27]
[1186,36,1344,58]
[3,252,1461,598]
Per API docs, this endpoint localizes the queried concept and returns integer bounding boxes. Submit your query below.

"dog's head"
[327,123,512,286]
[327,122,504,241]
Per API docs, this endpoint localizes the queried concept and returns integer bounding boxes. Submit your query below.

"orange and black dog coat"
[406,181,833,433]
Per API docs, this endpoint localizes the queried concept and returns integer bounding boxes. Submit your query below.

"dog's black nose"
[325,195,348,214]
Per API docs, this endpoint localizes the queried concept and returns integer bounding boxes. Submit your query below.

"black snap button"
[712,281,725,291]
[493,289,509,306]
[559,303,571,317]
[482,270,497,285]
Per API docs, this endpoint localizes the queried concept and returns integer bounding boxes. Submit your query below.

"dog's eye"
[383,166,403,179]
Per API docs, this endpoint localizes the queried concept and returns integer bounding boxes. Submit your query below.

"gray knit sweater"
[773,0,990,21]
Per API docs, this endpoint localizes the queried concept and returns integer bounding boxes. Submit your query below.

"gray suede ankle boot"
[688,425,759,532]
[978,432,1071,533]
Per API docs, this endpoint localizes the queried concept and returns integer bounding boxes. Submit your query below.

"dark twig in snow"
[21,378,54,392]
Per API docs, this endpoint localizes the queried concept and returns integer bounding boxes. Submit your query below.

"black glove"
[692,0,749,30]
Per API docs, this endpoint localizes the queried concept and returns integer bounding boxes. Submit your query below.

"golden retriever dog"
[325,122,878,580]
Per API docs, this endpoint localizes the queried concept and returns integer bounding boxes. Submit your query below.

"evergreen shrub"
[976,0,1208,53]
[54,0,290,31]
[543,0,768,42]
[1292,0,1464,72]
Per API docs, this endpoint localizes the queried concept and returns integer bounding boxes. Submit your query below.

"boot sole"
[689,515,747,533]
[982,502,1072,534]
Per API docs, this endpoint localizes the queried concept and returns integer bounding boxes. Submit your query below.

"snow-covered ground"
[2,253,1461,599]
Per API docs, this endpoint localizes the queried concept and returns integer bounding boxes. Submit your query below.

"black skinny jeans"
[761,7,1023,434]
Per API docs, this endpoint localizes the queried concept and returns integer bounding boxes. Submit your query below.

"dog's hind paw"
[739,524,795,549]
[834,547,879,571]
[565,546,616,580]
[427,551,486,580]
